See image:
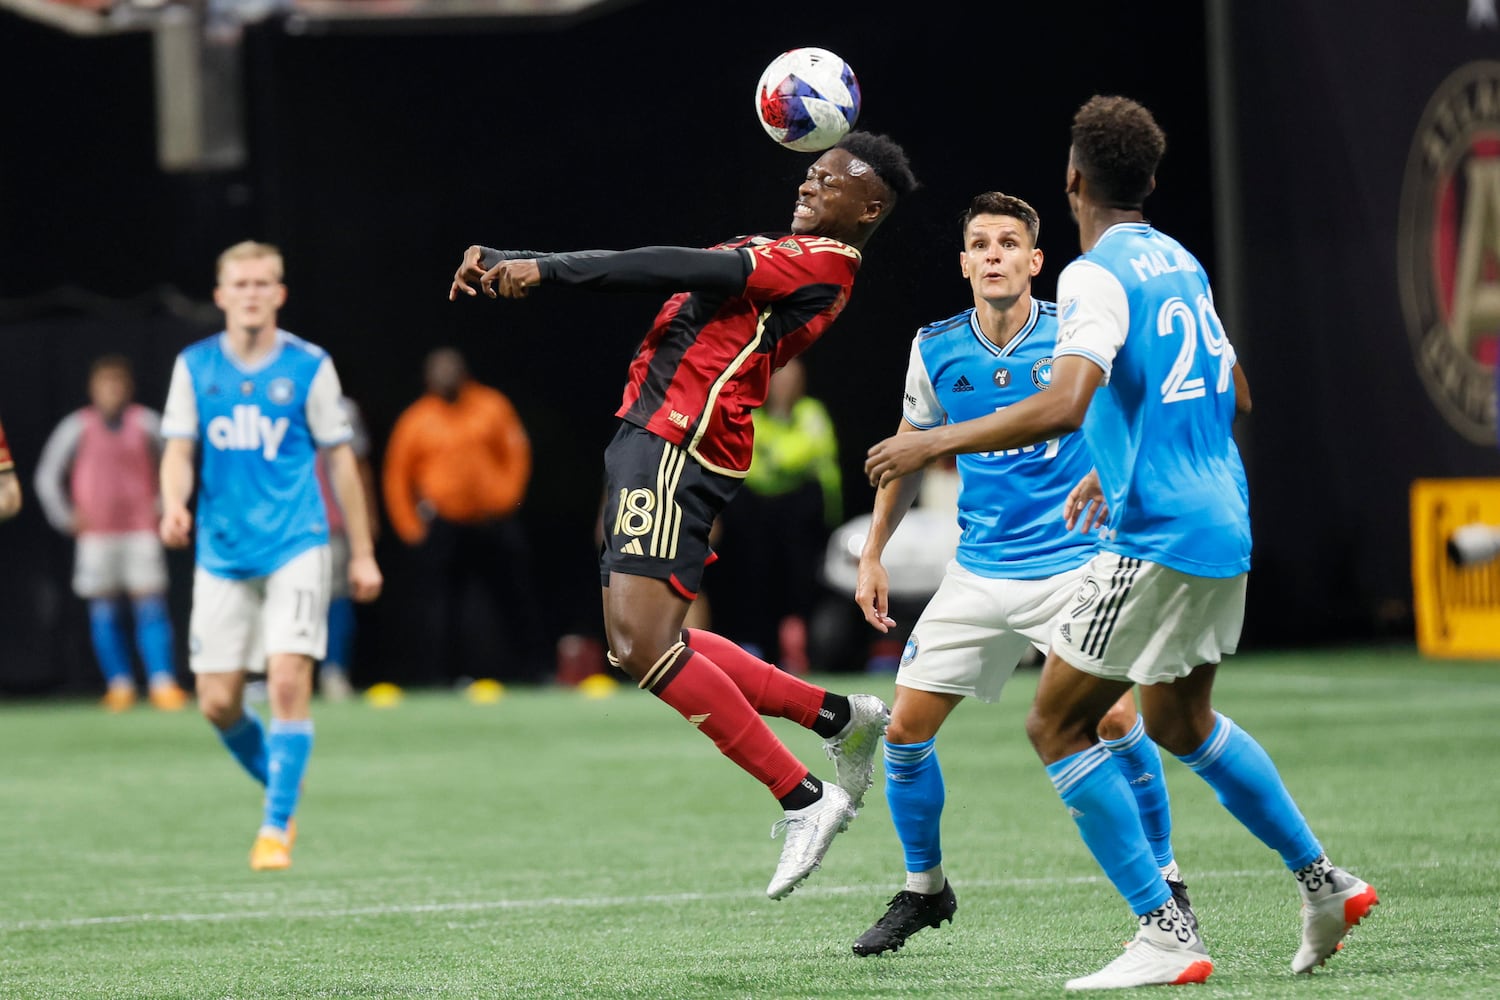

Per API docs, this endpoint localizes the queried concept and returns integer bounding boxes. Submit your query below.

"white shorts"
[1050,552,1246,685]
[188,545,331,674]
[73,531,169,598]
[327,532,350,600]
[896,560,1091,703]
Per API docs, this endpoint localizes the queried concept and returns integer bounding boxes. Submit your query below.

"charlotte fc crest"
[1398,60,1500,444]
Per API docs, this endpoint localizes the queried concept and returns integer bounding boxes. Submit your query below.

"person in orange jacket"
[383,347,544,684]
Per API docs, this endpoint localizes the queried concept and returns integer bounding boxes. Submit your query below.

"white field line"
[1,862,1428,933]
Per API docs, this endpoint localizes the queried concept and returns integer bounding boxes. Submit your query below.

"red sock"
[645,643,810,800]
[684,628,825,729]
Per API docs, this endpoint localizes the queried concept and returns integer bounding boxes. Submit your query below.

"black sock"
[777,773,823,811]
[811,693,850,738]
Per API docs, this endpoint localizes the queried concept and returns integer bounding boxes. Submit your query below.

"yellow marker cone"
[364,682,404,708]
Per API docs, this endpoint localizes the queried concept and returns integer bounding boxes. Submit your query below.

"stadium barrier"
[1410,478,1500,658]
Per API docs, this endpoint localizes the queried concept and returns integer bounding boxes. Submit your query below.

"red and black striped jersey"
[615,233,860,476]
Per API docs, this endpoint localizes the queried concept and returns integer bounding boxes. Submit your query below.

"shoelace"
[770,815,802,839]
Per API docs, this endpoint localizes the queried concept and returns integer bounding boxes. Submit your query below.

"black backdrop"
[1224,1,1500,643]
[2,0,1491,692]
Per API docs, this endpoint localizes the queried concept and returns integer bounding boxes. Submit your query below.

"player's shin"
[88,598,135,689]
[131,594,177,688]
[884,737,946,892]
[263,719,314,832]
[217,712,270,785]
[644,641,819,806]
[1046,743,1168,916]
[1102,717,1176,870]
[1175,712,1322,870]
[683,628,847,735]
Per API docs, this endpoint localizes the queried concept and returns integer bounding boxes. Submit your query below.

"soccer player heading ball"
[449,132,917,899]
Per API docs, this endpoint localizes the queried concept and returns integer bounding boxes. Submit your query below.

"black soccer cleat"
[1167,877,1199,934]
[852,881,958,956]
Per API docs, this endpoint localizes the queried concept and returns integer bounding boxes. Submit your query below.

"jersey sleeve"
[160,356,199,439]
[742,235,860,301]
[33,411,83,532]
[536,246,750,292]
[307,359,354,447]
[901,336,946,429]
[1055,259,1130,380]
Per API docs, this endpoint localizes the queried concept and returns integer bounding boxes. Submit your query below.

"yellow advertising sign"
[1410,479,1500,659]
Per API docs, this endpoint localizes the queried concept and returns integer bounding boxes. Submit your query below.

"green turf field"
[2,647,1496,999]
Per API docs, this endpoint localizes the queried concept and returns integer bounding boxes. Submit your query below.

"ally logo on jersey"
[207,404,290,460]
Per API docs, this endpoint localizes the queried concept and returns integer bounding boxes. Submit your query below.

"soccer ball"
[754,47,860,152]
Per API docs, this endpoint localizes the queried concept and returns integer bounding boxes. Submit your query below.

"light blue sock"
[217,712,269,786]
[325,596,356,673]
[264,719,314,832]
[1047,743,1170,915]
[1177,712,1323,871]
[131,594,177,688]
[1102,717,1175,869]
[884,738,943,873]
[88,598,135,687]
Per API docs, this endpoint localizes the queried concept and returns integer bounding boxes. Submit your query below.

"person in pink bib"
[35,355,188,711]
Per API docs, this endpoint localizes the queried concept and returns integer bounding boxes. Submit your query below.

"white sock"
[1137,898,1195,948]
[1161,860,1182,882]
[905,864,945,895]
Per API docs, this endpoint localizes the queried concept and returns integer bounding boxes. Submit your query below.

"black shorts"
[598,421,741,599]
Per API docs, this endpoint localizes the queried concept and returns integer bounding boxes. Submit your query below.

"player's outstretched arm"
[463,245,752,301]
[325,442,383,603]
[865,356,1104,488]
[158,437,196,548]
[855,420,925,633]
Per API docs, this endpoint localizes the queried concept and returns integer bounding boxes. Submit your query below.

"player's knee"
[886,714,938,746]
[1096,702,1136,742]
[606,633,675,681]
[198,690,240,729]
[1025,702,1094,764]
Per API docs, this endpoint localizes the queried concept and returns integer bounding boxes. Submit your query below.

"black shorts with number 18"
[598,420,740,600]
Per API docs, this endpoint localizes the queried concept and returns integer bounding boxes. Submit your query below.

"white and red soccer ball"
[754,47,861,152]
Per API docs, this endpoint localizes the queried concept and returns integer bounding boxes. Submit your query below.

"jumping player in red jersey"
[449,132,918,899]
[0,413,20,521]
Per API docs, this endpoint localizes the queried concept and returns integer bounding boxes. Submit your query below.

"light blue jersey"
[1054,223,1250,578]
[903,299,1096,580]
[162,330,352,579]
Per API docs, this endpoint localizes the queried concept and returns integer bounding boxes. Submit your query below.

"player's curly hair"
[1070,95,1166,209]
[836,131,920,201]
[960,192,1040,247]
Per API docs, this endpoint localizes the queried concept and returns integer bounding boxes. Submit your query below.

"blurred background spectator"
[382,347,545,686]
[33,355,187,711]
[713,358,841,674]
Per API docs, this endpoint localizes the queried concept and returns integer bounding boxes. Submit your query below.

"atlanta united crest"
[1398,60,1500,444]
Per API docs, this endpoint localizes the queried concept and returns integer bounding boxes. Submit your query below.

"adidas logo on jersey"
[951,375,975,393]
[206,404,290,460]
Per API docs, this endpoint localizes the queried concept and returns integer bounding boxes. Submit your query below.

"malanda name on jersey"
[903,299,1095,580]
